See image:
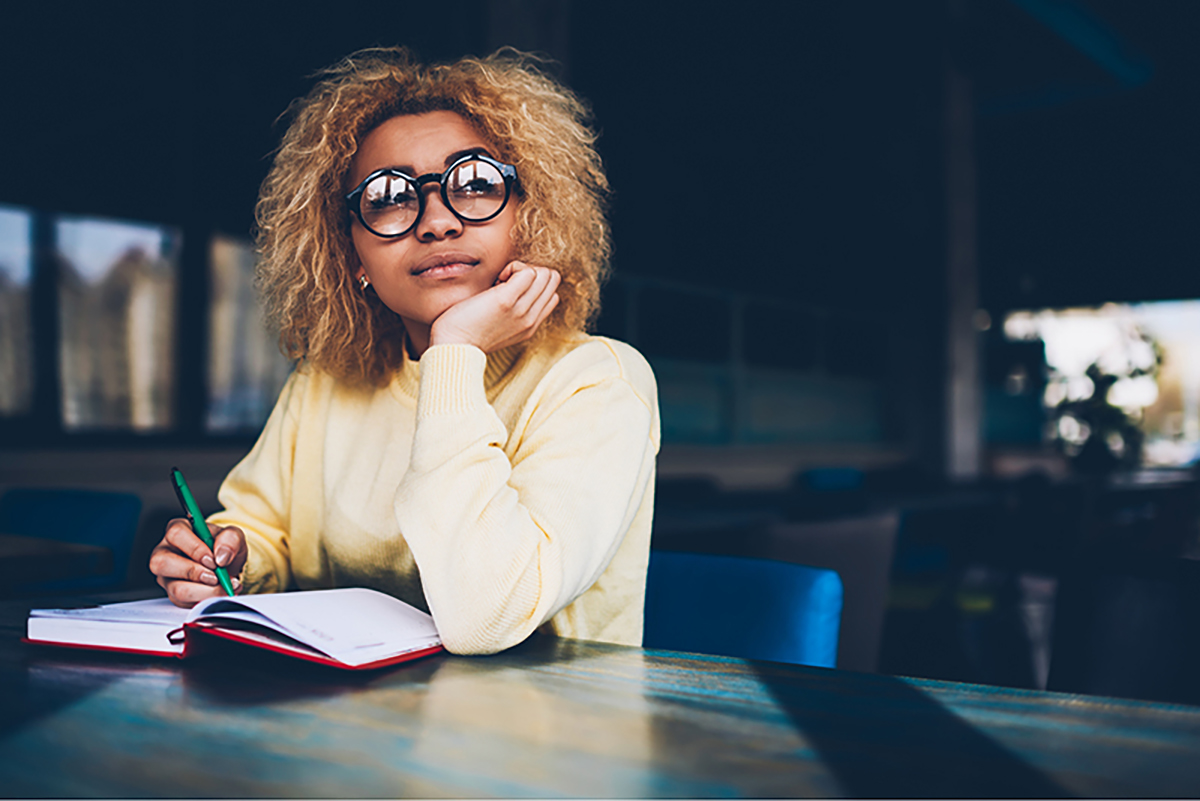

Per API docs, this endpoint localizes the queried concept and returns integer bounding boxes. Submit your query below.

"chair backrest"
[650,512,899,673]
[643,551,843,668]
[755,513,899,673]
[0,487,143,594]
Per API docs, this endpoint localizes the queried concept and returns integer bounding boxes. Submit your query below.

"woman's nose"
[415,189,462,241]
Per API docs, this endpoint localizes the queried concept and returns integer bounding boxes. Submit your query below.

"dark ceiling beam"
[979,0,1154,116]
[1009,0,1152,88]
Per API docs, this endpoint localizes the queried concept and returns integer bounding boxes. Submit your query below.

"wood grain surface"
[2,592,1199,798]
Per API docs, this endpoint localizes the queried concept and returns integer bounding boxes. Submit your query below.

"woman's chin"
[388,297,478,332]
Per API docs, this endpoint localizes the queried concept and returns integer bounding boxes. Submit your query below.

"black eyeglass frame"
[345,153,518,238]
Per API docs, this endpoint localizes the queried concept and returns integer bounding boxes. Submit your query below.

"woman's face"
[347,111,518,337]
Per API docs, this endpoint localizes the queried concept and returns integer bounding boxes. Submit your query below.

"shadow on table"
[0,649,160,740]
[752,662,1072,798]
[177,638,451,706]
[2,638,448,740]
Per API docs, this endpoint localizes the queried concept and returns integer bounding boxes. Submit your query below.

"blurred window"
[0,205,35,416]
[1006,301,1200,466]
[206,235,292,432]
[55,216,179,431]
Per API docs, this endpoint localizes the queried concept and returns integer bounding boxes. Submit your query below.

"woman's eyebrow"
[443,146,492,166]
[366,148,493,178]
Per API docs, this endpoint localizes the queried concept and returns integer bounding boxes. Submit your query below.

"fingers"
[512,271,559,334]
[429,262,561,352]
[212,526,247,570]
[521,268,561,330]
[493,262,537,303]
[161,517,219,569]
[531,289,561,330]
[501,263,558,311]
[150,519,246,608]
[485,263,560,350]
[494,262,516,285]
[512,267,557,316]
[149,544,224,587]
[156,573,242,608]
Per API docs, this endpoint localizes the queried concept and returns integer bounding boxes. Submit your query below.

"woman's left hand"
[429,261,561,353]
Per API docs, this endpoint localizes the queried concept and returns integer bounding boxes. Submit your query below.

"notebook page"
[30,597,189,626]
[26,618,185,653]
[27,598,187,653]
[190,588,440,667]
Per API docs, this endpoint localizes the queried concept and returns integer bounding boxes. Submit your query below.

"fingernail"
[201,555,217,570]
[215,548,232,567]
[201,571,218,586]
[232,577,243,592]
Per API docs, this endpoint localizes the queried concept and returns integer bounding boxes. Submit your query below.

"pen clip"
[170,467,201,531]
[169,473,189,515]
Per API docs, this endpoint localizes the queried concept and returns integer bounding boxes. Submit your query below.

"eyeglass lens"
[358,158,508,236]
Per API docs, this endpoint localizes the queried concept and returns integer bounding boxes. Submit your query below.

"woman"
[148,47,659,655]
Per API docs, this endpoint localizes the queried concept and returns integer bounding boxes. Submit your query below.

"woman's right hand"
[149,520,247,607]
[428,261,561,354]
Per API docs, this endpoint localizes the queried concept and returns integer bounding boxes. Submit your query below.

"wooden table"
[0,534,112,593]
[2,593,1199,798]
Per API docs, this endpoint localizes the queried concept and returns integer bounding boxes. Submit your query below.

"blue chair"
[643,550,843,668]
[0,487,142,595]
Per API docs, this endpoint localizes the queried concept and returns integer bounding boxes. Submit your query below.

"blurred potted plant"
[1051,344,1160,474]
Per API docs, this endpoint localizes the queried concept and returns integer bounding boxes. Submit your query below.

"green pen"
[170,466,235,597]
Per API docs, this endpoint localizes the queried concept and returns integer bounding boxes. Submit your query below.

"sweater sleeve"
[206,370,303,594]
[395,343,657,655]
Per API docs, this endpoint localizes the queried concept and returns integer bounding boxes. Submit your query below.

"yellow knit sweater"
[206,334,660,655]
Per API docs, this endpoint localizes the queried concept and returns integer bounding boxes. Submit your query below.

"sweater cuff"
[417,344,488,417]
[223,532,283,594]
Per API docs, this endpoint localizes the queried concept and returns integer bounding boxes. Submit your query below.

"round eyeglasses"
[345,153,518,238]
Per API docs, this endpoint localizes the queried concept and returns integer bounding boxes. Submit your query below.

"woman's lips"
[411,253,479,278]
[413,261,476,278]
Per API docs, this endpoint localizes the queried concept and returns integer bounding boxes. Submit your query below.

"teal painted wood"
[2,593,1200,798]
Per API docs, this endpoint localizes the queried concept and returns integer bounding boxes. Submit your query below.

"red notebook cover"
[22,636,181,659]
[25,621,444,669]
[180,620,445,669]
[25,589,445,670]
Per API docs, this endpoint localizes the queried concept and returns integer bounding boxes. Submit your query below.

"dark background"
[4,1,1198,453]
[4,0,1196,307]
[3,0,1200,702]
[1,0,1198,470]
[1,1,944,307]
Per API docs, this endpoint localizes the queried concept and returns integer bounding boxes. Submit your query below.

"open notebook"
[26,588,443,670]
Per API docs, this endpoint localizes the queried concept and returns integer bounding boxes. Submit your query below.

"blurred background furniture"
[0,535,113,596]
[0,488,142,596]
[653,510,898,673]
[643,551,843,668]
[1048,549,1200,706]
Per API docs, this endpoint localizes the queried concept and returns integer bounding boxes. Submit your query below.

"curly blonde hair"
[255,47,611,387]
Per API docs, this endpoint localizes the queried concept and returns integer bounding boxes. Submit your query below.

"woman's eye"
[368,192,417,210]
[454,178,499,196]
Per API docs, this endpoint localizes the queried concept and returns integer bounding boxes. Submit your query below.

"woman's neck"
[403,320,432,359]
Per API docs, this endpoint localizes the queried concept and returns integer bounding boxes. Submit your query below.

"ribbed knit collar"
[391,342,524,401]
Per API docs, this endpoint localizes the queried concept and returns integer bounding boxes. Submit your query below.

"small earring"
[358,274,370,290]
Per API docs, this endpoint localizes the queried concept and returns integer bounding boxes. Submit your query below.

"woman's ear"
[350,258,369,290]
